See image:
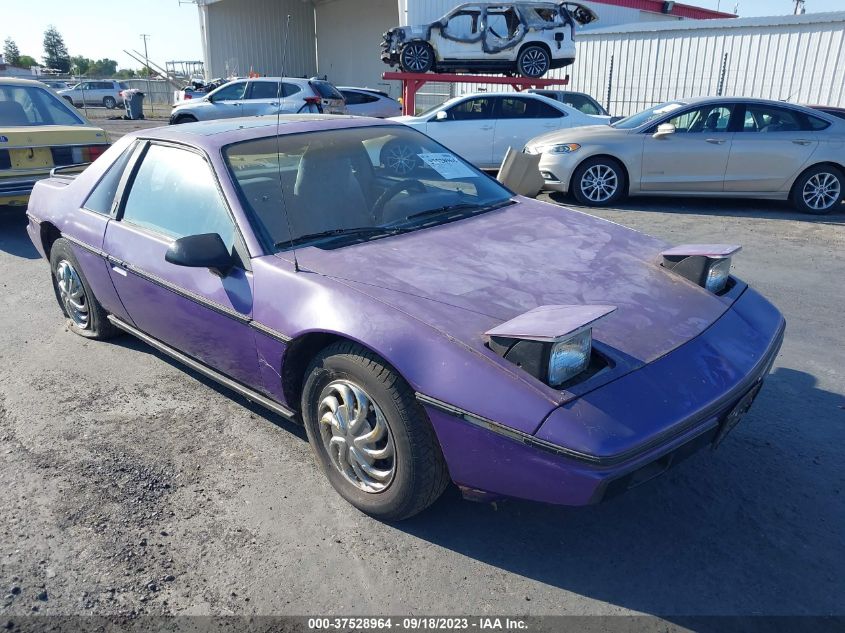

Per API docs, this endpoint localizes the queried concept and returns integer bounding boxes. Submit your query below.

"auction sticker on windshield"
[418,153,476,180]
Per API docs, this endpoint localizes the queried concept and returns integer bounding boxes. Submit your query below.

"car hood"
[527,124,629,148]
[292,199,734,366]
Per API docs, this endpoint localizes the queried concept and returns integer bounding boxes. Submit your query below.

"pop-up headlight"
[485,305,616,388]
[661,244,741,294]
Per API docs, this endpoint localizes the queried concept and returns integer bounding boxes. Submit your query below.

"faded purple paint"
[661,244,742,258]
[484,304,617,342]
[24,115,786,509]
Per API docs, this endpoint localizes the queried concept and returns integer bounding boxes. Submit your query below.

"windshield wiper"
[400,199,514,224]
[276,226,411,249]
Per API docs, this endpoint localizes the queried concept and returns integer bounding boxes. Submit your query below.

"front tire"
[791,165,844,215]
[103,96,117,109]
[400,42,434,74]
[571,157,627,207]
[49,238,118,340]
[516,45,551,78]
[301,342,449,521]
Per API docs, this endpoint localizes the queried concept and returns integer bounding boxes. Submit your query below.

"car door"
[640,103,736,192]
[493,96,565,163]
[723,103,820,192]
[425,96,496,167]
[241,80,281,117]
[278,82,304,113]
[205,80,249,119]
[435,5,482,61]
[103,141,261,386]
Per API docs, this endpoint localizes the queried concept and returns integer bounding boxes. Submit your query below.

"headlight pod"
[661,244,742,294]
[548,143,581,154]
[485,305,616,389]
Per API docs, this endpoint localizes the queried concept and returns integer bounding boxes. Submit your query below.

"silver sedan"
[525,96,845,214]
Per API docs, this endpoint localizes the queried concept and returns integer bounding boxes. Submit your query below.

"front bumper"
[423,286,785,506]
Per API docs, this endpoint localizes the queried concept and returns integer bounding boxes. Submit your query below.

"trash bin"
[122,89,145,120]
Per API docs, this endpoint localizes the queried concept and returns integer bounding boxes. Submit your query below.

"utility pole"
[793,0,806,14]
[140,34,152,113]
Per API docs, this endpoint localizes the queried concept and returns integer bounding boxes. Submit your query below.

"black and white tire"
[791,165,844,215]
[400,42,434,74]
[516,45,551,78]
[103,96,117,109]
[571,157,627,207]
[301,342,449,521]
[49,238,118,340]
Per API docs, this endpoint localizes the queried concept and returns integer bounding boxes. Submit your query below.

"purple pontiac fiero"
[25,115,784,520]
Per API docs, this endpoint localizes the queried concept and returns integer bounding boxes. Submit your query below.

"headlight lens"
[705,257,732,293]
[548,329,592,387]
[549,143,581,154]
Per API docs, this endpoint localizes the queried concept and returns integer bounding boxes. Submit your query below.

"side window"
[97,82,111,90]
[741,105,810,133]
[563,94,603,116]
[499,97,563,119]
[806,114,831,130]
[281,83,302,98]
[666,105,732,133]
[486,8,520,40]
[247,81,280,100]
[341,91,365,105]
[447,97,494,120]
[122,145,236,251]
[444,9,480,40]
[83,143,136,215]
[212,82,247,102]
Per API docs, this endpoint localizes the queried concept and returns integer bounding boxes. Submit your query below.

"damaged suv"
[381,2,597,78]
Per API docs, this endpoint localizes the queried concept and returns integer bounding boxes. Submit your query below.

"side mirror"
[165,233,233,276]
[653,123,676,138]
[434,110,449,121]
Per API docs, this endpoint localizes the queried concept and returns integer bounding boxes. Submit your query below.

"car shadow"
[0,206,40,259]
[109,333,307,441]
[396,366,845,618]
[546,192,845,224]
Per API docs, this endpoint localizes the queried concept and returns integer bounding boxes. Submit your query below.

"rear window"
[119,82,129,90]
[310,81,343,100]
[0,85,84,126]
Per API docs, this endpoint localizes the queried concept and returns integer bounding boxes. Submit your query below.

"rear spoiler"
[49,163,90,180]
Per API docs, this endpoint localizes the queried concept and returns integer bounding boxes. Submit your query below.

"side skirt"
[107,315,297,421]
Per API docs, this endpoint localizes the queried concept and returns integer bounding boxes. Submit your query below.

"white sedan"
[387,92,609,171]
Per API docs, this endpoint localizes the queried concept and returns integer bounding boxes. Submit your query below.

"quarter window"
[83,143,136,215]
[122,144,236,251]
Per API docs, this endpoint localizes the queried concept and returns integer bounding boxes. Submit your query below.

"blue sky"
[3,0,843,71]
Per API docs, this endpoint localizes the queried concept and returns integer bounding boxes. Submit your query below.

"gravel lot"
[1,120,843,623]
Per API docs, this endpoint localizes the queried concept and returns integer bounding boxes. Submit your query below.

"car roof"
[130,114,396,151]
[0,77,57,87]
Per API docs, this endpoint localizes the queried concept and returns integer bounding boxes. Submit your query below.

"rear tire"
[790,165,844,215]
[49,238,119,340]
[517,45,551,78]
[400,42,434,74]
[103,96,117,109]
[571,157,627,207]
[301,342,449,521]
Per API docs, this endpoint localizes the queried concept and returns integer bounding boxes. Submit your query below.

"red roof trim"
[588,0,736,20]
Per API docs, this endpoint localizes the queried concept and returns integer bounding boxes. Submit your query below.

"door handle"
[705,138,726,145]
[792,139,813,145]
[111,264,127,277]
[480,125,493,131]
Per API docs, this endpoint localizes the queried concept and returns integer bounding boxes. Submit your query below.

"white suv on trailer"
[381,2,597,78]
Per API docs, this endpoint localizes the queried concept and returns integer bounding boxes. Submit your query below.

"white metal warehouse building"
[195,0,845,114]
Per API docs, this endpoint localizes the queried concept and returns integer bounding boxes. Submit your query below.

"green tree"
[3,38,21,66]
[42,25,70,73]
[70,55,90,75]
[18,54,38,68]
[88,58,117,77]
[116,68,137,79]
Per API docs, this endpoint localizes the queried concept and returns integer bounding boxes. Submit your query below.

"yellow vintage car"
[0,77,109,206]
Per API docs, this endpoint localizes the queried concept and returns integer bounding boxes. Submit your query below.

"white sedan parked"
[388,92,609,170]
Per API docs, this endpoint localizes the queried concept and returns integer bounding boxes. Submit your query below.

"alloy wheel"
[802,172,841,211]
[402,43,431,72]
[318,380,395,493]
[383,144,418,176]
[580,164,619,203]
[520,48,549,77]
[55,260,90,329]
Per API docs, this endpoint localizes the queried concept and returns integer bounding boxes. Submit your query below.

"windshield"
[0,84,85,126]
[224,125,513,250]
[612,101,687,129]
